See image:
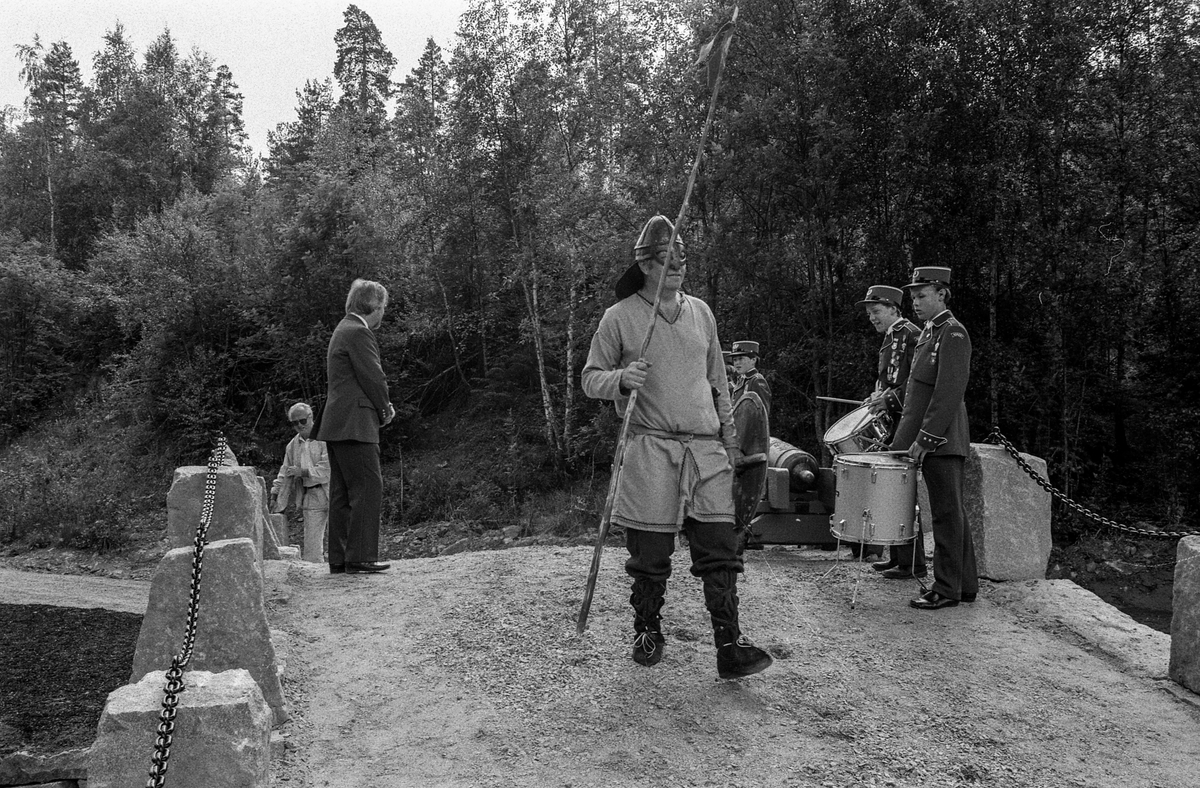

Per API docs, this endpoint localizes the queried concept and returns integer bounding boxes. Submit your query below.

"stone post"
[88,669,271,788]
[1169,535,1200,693]
[917,443,1052,580]
[167,466,264,559]
[130,538,288,724]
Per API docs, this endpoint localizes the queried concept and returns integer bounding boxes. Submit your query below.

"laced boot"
[630,577,666,666]
[703,569,773,679]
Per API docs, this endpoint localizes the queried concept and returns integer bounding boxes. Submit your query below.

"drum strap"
[628,425,720,443]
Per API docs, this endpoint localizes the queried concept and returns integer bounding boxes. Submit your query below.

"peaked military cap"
[855,285,904,308]
[615,215,687,300]
[730,340,760,358]
[903,266,952,289]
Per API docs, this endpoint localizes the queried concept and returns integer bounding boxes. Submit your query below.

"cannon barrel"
[768,437,818,491]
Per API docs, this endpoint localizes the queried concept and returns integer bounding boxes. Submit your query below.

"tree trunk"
[522,257,566,474]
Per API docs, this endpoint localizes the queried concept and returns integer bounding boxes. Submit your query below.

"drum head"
[835,452,915,470]
[823,404,872,443]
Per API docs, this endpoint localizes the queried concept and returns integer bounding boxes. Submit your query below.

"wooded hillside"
[2,0,1197,541]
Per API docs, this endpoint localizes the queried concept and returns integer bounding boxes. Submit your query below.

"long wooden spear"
[578,8,740,634]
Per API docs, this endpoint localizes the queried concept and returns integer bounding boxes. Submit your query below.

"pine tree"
[333,4,397,119]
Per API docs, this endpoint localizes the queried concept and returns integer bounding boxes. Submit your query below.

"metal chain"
[986,427,1200,540]
[146,435,226,788]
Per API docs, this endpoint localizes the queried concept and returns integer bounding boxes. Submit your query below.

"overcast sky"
[0,0,469,155]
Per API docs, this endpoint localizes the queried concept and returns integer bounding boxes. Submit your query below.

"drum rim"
[823,403,875,441]
[834,452,914,468]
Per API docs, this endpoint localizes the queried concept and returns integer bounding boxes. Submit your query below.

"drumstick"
[816,396,864,406]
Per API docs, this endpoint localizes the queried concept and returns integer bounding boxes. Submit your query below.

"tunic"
[582,293,739,533]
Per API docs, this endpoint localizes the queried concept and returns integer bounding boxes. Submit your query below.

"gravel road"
[263,545,1200,788]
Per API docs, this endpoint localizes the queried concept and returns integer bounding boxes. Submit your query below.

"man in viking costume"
[581,215,773,679]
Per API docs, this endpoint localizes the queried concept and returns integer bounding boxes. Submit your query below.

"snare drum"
[830,453,917,545]
[823,403,891,455]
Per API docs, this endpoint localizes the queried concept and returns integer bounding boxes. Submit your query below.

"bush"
[0,397,171,552]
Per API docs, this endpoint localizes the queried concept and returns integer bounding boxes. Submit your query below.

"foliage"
[1,1,1199,537]
[0,401,169,551]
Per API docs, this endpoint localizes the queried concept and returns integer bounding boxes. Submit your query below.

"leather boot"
[630,578,666,666]
[702,569,773,679]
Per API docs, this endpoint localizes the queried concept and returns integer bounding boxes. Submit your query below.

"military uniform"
[855,285,920,567]
[876,315,925,571]
[729,340,771,416]
[874,318,920,422]
[890,267,977,607]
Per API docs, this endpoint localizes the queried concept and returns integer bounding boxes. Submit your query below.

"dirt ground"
[1,541,1195,786]
[261,545,1200,788]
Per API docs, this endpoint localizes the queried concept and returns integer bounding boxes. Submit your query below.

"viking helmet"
[616,215,687,300]
[633,215,686,262]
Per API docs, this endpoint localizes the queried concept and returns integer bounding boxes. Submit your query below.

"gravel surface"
[265,545,1200,788]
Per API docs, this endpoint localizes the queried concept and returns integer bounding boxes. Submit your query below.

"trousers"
[624,518,743,583]
[326,440,383,565]
[923,454,978,600]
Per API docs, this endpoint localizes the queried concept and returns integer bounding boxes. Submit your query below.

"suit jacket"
[874,318,920,418]
[316,315,390,444]
[890,310,971,457]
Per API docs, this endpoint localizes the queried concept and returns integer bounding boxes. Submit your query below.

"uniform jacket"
[890,310,971,456]
[874,318,920,418]
[732,368,772,416]
[316,315,391,444]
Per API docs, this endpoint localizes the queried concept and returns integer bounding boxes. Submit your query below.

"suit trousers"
[326,440,383,565]
[922,454,978,601]
[625,519,743,584]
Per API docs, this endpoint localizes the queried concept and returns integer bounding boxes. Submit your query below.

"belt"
[628,425,720,443]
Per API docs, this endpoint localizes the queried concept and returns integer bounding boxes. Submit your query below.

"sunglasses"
[290,417,310,426]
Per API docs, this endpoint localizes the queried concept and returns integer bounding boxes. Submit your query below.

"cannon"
[742,437,840,548]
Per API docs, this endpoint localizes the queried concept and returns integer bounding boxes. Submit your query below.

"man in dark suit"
[889,267,977,609]
[317,278,396,575]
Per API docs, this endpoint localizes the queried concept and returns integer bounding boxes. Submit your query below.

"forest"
[2,0,1198,548]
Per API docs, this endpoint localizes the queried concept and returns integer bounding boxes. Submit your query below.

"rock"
[965,444,1052,580]
[88,669,271,788]
[440,538,473,556]
[129,538,288,725]
[918,444,1051,580]
[262,510,282,560]
[276,545,301,560]
[269,513,290,547]
[989,579,1169,679]
[0,748,88,785]
[167,466,264,559]
[1169,536,1200,692]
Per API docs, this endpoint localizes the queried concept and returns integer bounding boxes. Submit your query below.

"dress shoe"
[880,566,928,580]
[962,592,977,603]
[329,564,345,575]
[871,559,897,572]
[345,561,391,574]
[910,590,959,610]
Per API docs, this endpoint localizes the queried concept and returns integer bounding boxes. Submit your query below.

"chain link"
[146,435,226,788]
[986,428,1200,540]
